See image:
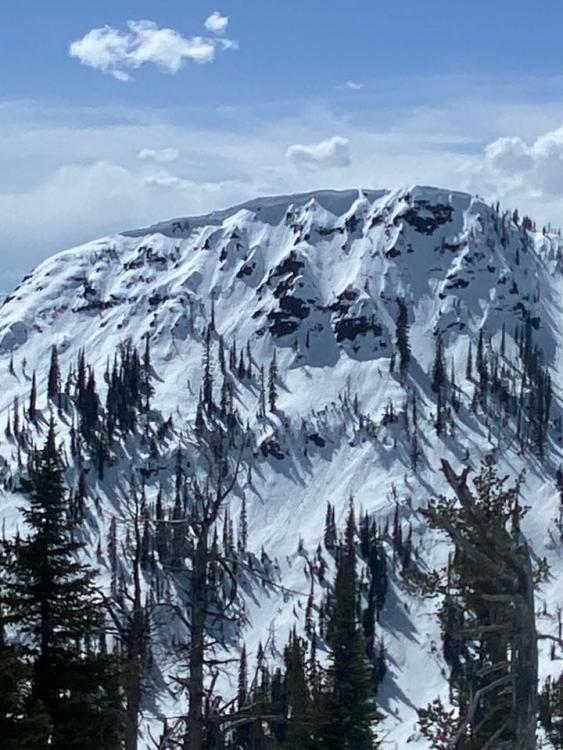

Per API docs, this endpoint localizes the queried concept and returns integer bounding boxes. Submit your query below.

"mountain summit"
[2,185,563,748]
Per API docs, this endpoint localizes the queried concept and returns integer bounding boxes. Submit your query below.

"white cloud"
[143,170,191,189]
[138,147,179,162]
[204,11,229,35]
[69,19,236,80]
[286,135,351,170]
[463,124,563,200]
[343,81,364,91]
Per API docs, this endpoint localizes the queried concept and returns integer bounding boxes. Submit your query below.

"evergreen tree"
[0,636,52,749]
[28,371,38,424]
[202,326,214,412]
[238,494,248,554]
[268,351,278,412]
[320,505,377,750]
[1,422,122,749]
[283,630,311,748]
[324,503,337,550]
[47,346,61,400]
[395,298,411,379]
[539,675,563,749]
[431,331,446,393]
[465,342,472,381]
[258,366,267,418]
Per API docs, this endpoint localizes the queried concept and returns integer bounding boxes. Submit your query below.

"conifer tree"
[258,366,267,418]
[0,635,52,749]
[395,298,411,379]
[268,351,278,412]
[320,505,378,750]
[283,630,311,748]
[238,494,248,554]
[47,345,61,400]
[1,421,122,750]
[29,371,38,424]
[202,326,214,412]
[465,342,472,381]
[431,331,446,393]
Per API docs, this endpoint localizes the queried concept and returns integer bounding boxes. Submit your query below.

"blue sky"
[1,1,563,289]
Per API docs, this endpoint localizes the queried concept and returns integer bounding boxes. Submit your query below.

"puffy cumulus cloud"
[69,19,237,80]
[286,135,351,171]
[138,147,179,162]
[464,125,563,199]
[204,12,229,35]
[484,137,534,175]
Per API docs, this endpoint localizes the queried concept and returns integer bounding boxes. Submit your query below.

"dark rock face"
[401,200,454,235]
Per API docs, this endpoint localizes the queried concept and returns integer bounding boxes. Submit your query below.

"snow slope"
[1,185,563,748]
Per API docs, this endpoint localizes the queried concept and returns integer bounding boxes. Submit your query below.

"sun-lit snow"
[1,185,562,747]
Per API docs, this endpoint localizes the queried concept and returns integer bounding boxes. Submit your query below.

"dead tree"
[105,485,152,750]
[421,457,538,750]
[160,424,246,750]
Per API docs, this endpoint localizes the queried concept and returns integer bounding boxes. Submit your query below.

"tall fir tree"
[395,298,411,379]
[47,345,61,400]
[268,351,278,412]
[320,504,378,750]
[1,421,122,750]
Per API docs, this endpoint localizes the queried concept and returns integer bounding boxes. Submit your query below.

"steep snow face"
[1,184,563,748]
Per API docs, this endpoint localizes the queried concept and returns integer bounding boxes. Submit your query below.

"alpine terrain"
[2,185,563,749]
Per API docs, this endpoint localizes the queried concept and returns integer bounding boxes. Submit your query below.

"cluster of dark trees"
[425,314,553,458]
[223,506,379,750]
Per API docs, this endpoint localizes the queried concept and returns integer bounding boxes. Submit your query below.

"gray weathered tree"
[420,457,537,750]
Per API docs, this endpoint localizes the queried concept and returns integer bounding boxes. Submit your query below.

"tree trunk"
[424,460,539,750]
[512,553,538,749]
[186,524,210,750]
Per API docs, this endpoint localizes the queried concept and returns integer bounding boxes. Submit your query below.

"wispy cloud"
[69,19,237,80]
[343,80,364,91]
[286,135,351,170]
[204,11,229,35]
[138,147,180,162]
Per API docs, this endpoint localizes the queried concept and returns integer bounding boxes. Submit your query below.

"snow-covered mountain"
[2,185,563,748]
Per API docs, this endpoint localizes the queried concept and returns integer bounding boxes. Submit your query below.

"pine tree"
[320,505,378,749]
[284,630,311,748]
[47,345,61,400]
[202,326,214,412]
[238,494,248,553]
[142,334,154,413]
[268,351,278,412]
[395,297,411,379]
[432,331,446,393]
[465,342,472,381]
[324,502,337,550]
[29,371,38,424]
[258,366,267,418]
[0,635,52,749]
[1,421,122,749]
